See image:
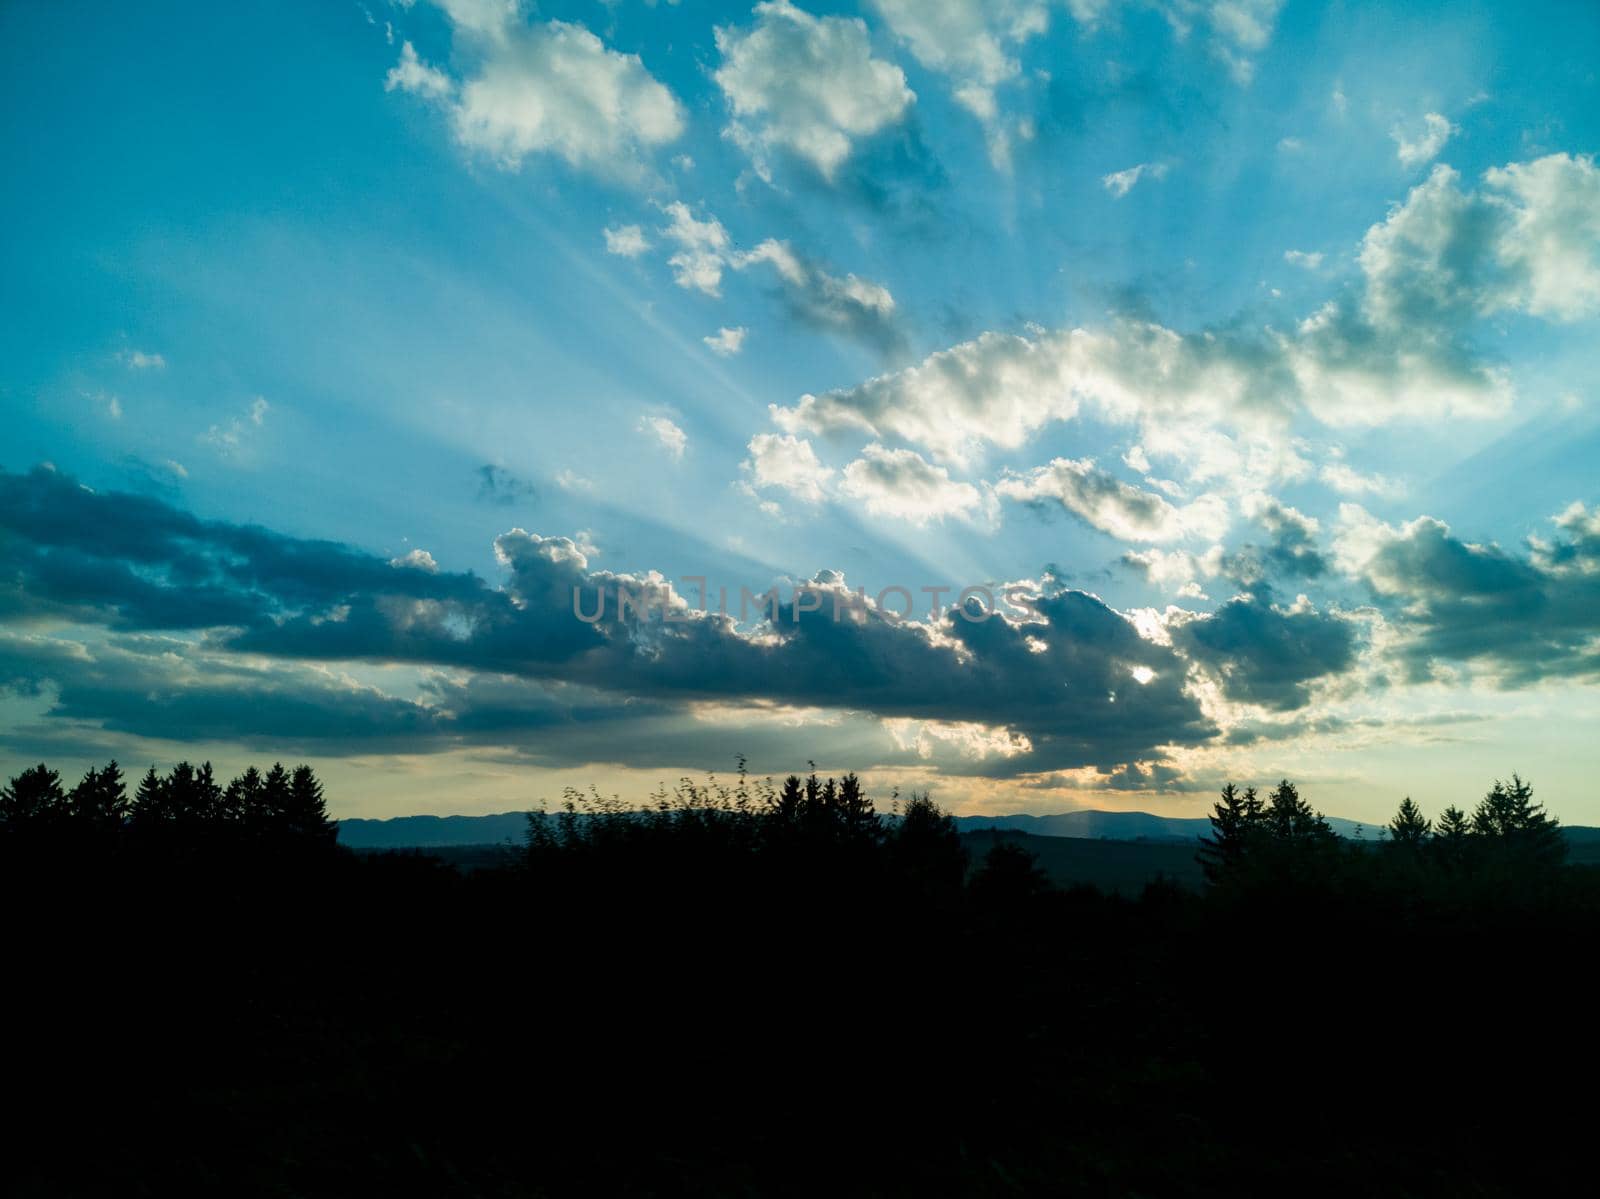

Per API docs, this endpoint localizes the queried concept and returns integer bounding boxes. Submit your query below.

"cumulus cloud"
[713,0,914,181]
[385,40,453,100]
[1334,502,1600,685]
[119,349,166,370]
[1391,111,1455,168]
[1170,590,1361,710]
[733,238,901,352]
[659,201,733,295]
[385,9,683,179]
[603,223,651,257]
[1319,461,1398,497]
[767,152,1600,474]
[703,326,747,357]
[650,202,901,351]
[997,458,1229,542]
[1222,495,1328,585]
[740,432,832,504]
[637,415,687,460]
[0,465,1238,774]
[837,444,986,525]
[1284,249,1323,270]
[868,0,1045,165]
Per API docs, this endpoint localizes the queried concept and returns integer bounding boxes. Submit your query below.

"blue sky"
[3,0,1599,822]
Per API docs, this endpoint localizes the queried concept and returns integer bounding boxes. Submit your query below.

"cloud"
[658,201,734,295]
[1319,461,1398,497]
[0,466,1236,772]
[651,201,902,351]
[741,432,832,504]
[713,0,914,182]
[1170,590,1361,710]
[1391,111,1456,168]
[997,458,1228,542]
[733,239,901,353]
[385,40,453,100]
[703,326,747,357]
[203,397,269,457]
[1283,249,1323,270]
[1102,161,1168,197]
[386,11,683,179]
[119,349,166,370]
[476,464,536,506]
[1334,502,1600,685]
[768,152,1599,472]
[603,223,651,257]
[837,444,986,525]
[637,415,687,461]
[1222,495,1327,584]
[868,0,1046,165]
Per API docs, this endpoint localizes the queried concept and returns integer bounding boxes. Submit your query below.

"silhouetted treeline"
[8,756,1600,1195]
[1198,774,1569,900]
[0,758,337,846]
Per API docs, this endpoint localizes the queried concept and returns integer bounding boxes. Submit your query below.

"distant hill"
[336,807,1381,849]
[336,808,1600,852]
[949,809,1377,841]
[338,811,530,848]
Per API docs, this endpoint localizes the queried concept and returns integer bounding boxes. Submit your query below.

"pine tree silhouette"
[1387,797,1431,846]
[68,761,128,832]
[0,764,67,829]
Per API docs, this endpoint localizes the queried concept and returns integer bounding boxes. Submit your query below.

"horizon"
[4,0,1600,826]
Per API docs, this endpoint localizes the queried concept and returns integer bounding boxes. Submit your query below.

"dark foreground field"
[7,766,1600,1195]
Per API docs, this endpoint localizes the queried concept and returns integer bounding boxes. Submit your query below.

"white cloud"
[390,548,440,573]
[837,444,986,525]
[1391,111,1456,168]
[1123,544,1225,595]
[603,223,651,257]
[733,238,898,349]
[703,326,747,357]
[119,349,166,370]
[637,415,687,461]
[1103,161,1168,197]
[713,0,914,181]
[996,458,1229,542]
[1320,462,1399,497]
[868,0,1046,165]
[648,203,899,349]
[554,469,594,493]
[741,432,832,504]
[204,398,269,457]
[384,41,453,100]
[1283,249,1323,269]
[389,12,684,180]
[659,201,733,296]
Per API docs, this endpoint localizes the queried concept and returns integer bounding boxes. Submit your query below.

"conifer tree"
[0,764,68,829]
[286,764,337,844]
[775,775,804,823]
[1199,782,1255,883]
[1471,775,1565,871]
[130,765,167,827]
[259,762,292,834]
[1387,797,1432,847]
[69,761,128,831]
[835,772,877,840]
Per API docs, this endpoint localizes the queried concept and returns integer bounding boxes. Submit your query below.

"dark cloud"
[1172,591,1362,711]
[1223,497,1328,587]
[1347,505,1600,684]
[476,465,536,507]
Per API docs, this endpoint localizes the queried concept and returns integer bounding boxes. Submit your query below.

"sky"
[2,0,1599,823]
